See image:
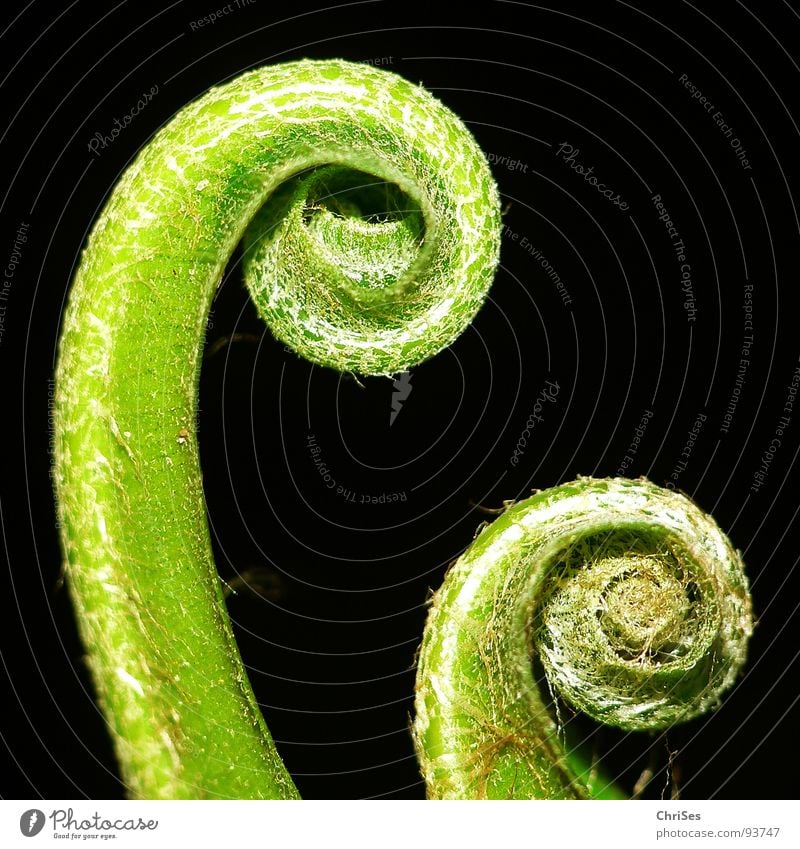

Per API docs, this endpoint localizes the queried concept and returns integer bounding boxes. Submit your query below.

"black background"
[1,0,799,801]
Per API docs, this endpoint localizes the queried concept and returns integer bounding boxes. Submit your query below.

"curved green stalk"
[413,477,753,799]
[53,59,501,799]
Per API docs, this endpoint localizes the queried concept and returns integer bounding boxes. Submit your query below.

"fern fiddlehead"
[413,477,753,799]
[53,59,501,799]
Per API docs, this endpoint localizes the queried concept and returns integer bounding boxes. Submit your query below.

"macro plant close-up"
[2,0,799,815]
[52,57,503,799]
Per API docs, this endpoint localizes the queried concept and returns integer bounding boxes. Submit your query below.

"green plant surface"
[53,59,501,799]
[413,476,753,799]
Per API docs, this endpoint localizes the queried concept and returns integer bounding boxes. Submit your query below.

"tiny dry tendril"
[413,476,753,799]
[53,59,501,799]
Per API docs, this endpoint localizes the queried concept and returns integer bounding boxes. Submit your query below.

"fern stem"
[53,59,501,799]
[413,477,753,799]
